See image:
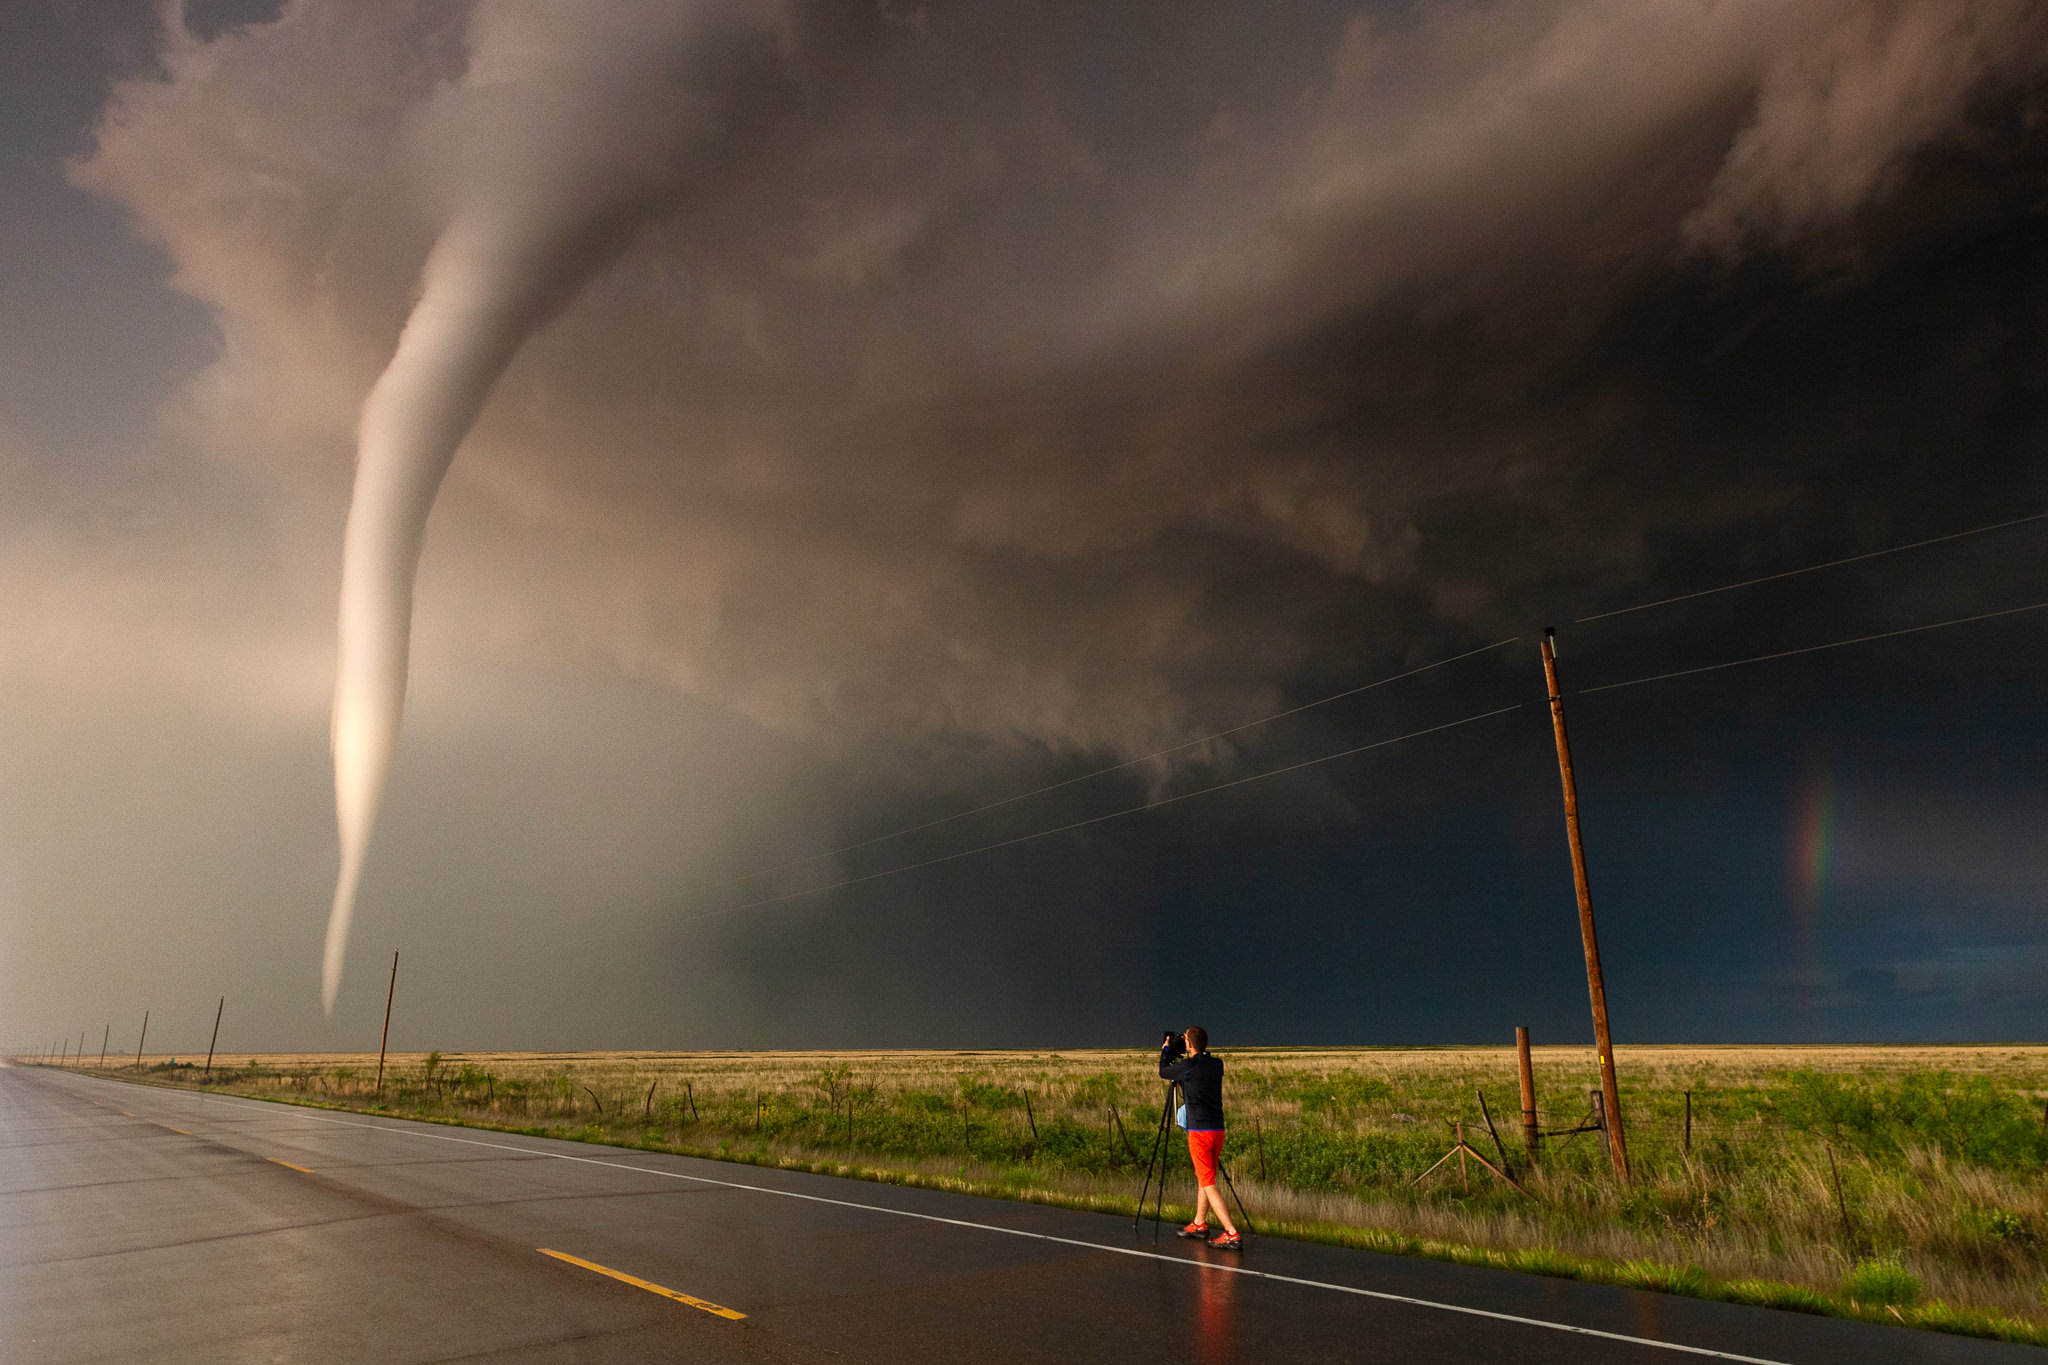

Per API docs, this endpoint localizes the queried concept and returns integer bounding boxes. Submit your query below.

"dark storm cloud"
[4,0,2047,1048]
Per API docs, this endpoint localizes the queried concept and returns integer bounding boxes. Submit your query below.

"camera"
[1161,1030,1186,1060]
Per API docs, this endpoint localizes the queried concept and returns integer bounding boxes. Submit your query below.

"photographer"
[1158,1026,1241,1250]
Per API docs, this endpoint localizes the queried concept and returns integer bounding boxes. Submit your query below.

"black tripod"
[1134,1081,1255,1243]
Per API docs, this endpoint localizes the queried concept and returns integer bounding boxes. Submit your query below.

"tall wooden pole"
[1516,1026,1540,1163]
[375,952,398,1097]
[99,1024,109,1069]
[135,1011,149,1070]
[205,997,224,1077]
[1540,629,1629,1181]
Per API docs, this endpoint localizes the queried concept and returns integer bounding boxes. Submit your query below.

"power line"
[723,634,1521,887]
[1577,599,2048,696]
[689,702,1525,922]
[1574,509,2048,625]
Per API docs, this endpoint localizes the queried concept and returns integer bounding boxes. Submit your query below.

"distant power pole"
[99,1024,109,1069]
[375,952,399,1097]
[205,997,224,1078]
[1540,628,1629,1181]
[136,1011,149,1069]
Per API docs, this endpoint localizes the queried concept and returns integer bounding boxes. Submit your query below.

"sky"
[3,0,2047,1057]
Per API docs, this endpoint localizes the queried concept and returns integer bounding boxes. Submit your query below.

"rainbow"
[1786,761,1837,1015]
[1790,766,1837,906]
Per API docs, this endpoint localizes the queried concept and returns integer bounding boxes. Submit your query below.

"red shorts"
[1187,1129,1225,1187]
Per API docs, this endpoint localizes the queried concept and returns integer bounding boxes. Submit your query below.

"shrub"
[958,1077,1022,1109]
[1842,1255,1921,1307]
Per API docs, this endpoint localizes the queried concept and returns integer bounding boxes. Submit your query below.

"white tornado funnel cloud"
[324,1,793,1012]
[327,227,553,1013]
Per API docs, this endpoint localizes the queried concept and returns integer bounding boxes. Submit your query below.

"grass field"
[45,1043,2048,1345]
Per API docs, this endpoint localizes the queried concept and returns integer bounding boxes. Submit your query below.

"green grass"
[44,1043,2048,1346]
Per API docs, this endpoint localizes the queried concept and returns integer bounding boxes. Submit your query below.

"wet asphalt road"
[2,1063,2036,1364]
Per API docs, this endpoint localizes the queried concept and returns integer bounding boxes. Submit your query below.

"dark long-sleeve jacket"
[1159,1044,1225,1132]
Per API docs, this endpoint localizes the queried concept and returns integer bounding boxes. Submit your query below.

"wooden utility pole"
[375,952,398,1097]
[1516,1026,1540,1163]
[136,1011,149,1069]
[99,1024,109,1069]
[204,997,224,1077]
[1540,628,1629,1181]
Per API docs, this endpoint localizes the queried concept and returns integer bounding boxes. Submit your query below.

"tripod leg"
[1134,1092,1172,1236]
[1217,1157,1255,1238]
[1151,1092,1175,1241]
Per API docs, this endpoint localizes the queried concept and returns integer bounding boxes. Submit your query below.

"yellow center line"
[267,1158,314,1173]
[538,1249,746,1320]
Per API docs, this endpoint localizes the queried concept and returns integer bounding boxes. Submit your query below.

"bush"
[1776,1070,2048,1170]
[1842,1255,1921,1307]
[958,1077,1022,1109]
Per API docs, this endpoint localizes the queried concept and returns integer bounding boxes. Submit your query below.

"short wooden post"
[1477,1089,1513,1174]
[1516,1026,1539,1163]
[374,952,398,1097]
[204,997,224,1078]
[645,1079,657,1120]
[1456,1121,1469,1192]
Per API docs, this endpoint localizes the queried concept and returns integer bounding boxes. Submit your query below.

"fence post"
[1516,1026,1539,1164]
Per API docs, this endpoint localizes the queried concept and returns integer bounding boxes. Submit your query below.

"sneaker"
[1177,1221,1211,1240]
[1209,1232,1243,1251]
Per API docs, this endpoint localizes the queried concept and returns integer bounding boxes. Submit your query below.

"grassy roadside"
[36,1045,2048,1348]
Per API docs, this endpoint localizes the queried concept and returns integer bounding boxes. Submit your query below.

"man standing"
[1159,1025,1241,1250]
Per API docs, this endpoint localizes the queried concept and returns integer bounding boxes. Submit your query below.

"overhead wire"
[722,634,1521,887]
[1576,599,2048,696]
[689,702,1525,922]
[702,508,2047,921]
[1574,508,2048,625]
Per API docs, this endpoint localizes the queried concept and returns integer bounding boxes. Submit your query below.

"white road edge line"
[125,1083,1791,1365]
